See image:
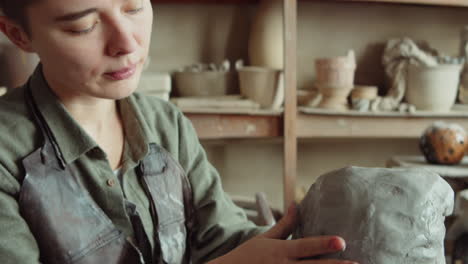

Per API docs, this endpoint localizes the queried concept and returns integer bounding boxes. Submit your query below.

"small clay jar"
[315,50,356,111]
[420,122,468,165]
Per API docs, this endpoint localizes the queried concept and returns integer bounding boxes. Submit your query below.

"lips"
[104,64,137,81]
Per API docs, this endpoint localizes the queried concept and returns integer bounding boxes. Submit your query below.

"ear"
[0,16,34,53]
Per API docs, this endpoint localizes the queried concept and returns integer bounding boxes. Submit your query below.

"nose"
[106,19,138,57]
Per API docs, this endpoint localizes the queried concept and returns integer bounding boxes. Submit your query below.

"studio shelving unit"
[152,0,468,211]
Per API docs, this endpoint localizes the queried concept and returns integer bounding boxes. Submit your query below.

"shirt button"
[107,179,116,187]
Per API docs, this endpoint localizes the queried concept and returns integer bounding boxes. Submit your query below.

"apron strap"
[24,85,66,169]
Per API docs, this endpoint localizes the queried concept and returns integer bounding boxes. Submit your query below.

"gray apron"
[18,87,195,264]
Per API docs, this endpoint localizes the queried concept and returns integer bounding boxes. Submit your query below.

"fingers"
[262,202,297,239]
[286,236,346,259]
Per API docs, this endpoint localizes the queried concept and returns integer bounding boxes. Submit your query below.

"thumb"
[262,203,297,239]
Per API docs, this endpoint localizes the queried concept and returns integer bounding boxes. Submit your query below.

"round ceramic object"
[406,63,462,112]
[420,122,468,165]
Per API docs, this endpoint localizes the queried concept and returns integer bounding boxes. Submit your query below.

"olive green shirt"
[0,67,267,264]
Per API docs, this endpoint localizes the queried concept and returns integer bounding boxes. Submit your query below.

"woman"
[0,1,357,263]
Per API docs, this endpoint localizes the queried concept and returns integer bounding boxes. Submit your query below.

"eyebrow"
[54,8,98,22]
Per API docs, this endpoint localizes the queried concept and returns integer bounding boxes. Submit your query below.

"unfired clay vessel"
[293,166,454,264]
[406,63,462,112]
[237,66,284,109]
[248,0,283,69]
[315,51,356,111]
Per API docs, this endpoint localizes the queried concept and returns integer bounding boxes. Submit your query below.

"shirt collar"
[28,64,150,166]
[119,98,150,167]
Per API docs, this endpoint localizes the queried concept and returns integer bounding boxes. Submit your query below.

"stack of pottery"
[241,0,284,110]
[315,50,356,111]
[406,63,462,112]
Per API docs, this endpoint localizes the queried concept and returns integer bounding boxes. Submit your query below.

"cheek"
[136,7,154,51]
[38,35,104,79]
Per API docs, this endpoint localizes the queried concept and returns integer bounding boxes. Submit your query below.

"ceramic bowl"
[237,66,284,109]
[174,71,237,97]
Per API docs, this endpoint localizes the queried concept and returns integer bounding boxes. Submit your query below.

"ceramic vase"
[248,0,283,69]
[406,63,462,112]
[315,50,356,111]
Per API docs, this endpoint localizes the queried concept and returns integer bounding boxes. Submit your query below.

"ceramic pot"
[406,63,462,112]
[174,71,237,97]
[248,0,283,69]
[315,51,356,110]
[238,66,284,109]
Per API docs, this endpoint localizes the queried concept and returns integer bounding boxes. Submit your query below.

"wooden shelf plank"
[297,113,468,138]
[186,113,282,140]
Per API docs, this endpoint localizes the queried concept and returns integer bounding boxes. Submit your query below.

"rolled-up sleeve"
[0,164,41,264]
[176,114,269,263]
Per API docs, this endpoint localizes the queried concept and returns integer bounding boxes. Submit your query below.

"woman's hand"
[208,204,358,264]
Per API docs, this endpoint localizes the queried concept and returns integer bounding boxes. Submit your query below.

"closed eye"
[70,21,99,35]
[127,7,144,14]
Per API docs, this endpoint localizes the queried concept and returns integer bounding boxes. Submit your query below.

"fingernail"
[328,237,346,251]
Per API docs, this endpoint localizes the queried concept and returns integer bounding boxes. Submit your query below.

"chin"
[110,84,139,99]
[102,74,141,99]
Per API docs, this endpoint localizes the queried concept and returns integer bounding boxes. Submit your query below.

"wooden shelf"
[185,113,282,140]
[150,0,467,209]
[297,112,468,138]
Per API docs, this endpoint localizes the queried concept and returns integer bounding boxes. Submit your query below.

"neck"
[43,69,126,170]
[42,70,120,138]
[63,97,125,170]
[64,98,119,134]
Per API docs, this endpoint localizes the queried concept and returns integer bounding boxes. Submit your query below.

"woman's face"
[25,0,153,101]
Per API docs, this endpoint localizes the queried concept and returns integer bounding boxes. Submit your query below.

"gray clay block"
[293,166,454,264]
